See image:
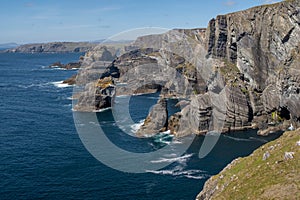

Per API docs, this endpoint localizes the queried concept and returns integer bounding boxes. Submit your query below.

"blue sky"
[0,0,281,44]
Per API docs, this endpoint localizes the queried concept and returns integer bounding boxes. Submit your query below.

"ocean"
[0,53,282,200]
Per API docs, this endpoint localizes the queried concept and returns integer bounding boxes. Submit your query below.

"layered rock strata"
[74,0,300,136]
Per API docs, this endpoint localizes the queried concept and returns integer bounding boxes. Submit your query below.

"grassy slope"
[200,130,300,200]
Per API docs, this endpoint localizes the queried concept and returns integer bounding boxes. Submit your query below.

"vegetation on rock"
[197,129,300,200]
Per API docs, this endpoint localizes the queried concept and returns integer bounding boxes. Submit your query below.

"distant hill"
[4,42,98,53]
[0,43,19,50]
[3,41,133,53]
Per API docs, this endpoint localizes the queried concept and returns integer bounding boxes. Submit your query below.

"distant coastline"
[1,42,97,53]
[0,39,134,53]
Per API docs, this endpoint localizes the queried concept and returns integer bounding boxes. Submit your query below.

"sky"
[0,0,282,44]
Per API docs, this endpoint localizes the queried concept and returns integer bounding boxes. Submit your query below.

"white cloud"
[224,0,237,6]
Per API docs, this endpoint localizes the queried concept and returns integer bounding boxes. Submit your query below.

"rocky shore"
[73,0,300,138]
[196,128,300,200]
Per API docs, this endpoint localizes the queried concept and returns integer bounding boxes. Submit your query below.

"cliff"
[196,129,300,200]
[74,0,300,136]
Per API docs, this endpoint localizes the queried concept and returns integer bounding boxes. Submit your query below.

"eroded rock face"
[74,0,300,135]
[171,0,300,135]
[136,98,168,137]
[74,77,115,111]
[206,1,300,89]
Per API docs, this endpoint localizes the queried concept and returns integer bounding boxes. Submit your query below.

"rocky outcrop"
[74,0,300,136]
[74,76,115,111]
[196,129,300,200]
[49,61,81,70]
[136,98,168,137]
[167,0,300,136]
[63,74,77,85]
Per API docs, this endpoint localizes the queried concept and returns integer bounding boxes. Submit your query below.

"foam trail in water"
[52,81,72,88]
[92,107,111,112]
[150,153,193,164]
[249,137,268,143]
[223,135,253,142]
[146,168,209,180]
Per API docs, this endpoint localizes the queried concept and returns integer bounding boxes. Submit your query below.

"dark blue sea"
[0,53,282,200]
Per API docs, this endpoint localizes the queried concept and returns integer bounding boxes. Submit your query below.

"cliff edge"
[74,0,300,137]
[196,129,300,200]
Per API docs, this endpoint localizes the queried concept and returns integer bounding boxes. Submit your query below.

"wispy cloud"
[80,6,121,14]
[24,2,34,7]
[224,0,237,6]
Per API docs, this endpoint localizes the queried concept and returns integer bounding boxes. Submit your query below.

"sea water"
[0,53,282,200]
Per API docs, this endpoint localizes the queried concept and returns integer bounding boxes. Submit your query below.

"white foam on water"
[147,96,159,100]
[130,119,145,133]
[172,140,183,144]
[223,135,253,142]
[161,130,171,134]
[116,94,130,98]
[249,137,268,143]
[150,153,193,164]
[92,107,111,112]
[146,168,208,180]
[52,81,72,88]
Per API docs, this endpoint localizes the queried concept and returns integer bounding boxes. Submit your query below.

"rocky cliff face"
[207,0,300,89]
[75,0,300,137]
[136,98,168,137]
[203,0,300,134]
[167,0,300,137]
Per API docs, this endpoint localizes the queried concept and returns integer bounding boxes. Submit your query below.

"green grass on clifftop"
[203,130,300,200]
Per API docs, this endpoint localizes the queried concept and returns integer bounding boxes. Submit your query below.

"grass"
[96,77,113,88]
[206,129,300,200]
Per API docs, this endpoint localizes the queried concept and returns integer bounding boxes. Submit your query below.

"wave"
[51,81,72,88]
[146,168,208,180]
[92,107,111,112]
[223,135,253,142]
[147,96,159,100]
[12,82,53,89]
[152,131,174,144]
[224,135,269,143]
[171,140,183,144]
[150,153,193,164]
[39,65,47,69]
[249,137,268,143]
[130,120,144,133]
[184,174,209,180]
[48,67,78,71]
[116,95,130,98]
